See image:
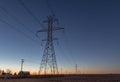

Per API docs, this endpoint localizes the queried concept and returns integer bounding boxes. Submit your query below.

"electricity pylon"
[37,15,64,75]
[21,59,24,72]
[75,64,77,74]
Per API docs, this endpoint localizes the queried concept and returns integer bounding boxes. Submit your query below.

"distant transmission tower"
[75,64,77,74]
[37,15,64,75]
[21,59,24,72]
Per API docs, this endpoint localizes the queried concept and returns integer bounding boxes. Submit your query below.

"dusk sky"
[0,0,120,74]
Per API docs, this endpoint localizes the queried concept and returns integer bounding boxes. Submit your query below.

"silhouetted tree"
[6,69,12,74]
[0,69,2,75]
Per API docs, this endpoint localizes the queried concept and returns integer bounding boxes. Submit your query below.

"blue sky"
[0,0,120,74]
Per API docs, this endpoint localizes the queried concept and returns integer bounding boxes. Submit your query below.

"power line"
[0,17,39,43]
[0,5,35,35]
[17,0,45,28]
[63,29,77,64]
[24,59,40,65]
[45,0,55,16]
[57,43,74,72]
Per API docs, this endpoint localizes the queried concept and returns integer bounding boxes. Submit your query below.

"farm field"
[0,74,120,82]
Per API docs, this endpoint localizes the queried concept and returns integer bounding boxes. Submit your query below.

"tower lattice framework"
[37,16,64,74]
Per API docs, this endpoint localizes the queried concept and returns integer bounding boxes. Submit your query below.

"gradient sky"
[0,0,120,74]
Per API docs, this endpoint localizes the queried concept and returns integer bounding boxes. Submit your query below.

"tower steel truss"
[37,16,64,74]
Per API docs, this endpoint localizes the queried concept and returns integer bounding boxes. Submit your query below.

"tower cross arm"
[42,38,58,41]
[36,27,64,36]
[37,27,64,32]
[54,27,64,31]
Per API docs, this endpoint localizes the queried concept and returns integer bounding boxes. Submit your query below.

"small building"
[18,71,30,77]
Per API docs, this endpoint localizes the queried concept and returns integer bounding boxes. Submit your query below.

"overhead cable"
[0,5,35,35]
[0,17,39,44]
[18,0,45,28]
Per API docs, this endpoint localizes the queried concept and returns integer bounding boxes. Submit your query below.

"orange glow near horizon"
[4,68,120,75]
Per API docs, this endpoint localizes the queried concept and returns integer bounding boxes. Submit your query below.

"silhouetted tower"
[21,59,24,71]
[75,64,77,74]
[37,16,64,74]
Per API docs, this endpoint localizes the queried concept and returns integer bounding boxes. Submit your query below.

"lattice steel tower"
[37,16,64,74]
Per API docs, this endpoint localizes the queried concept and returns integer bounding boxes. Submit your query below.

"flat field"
[0,74,120,82]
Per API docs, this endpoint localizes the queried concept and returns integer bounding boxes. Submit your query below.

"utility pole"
[75,64,77,74]
[21,59,24,72]
[37,15,64,75]
[61,68,62,74]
